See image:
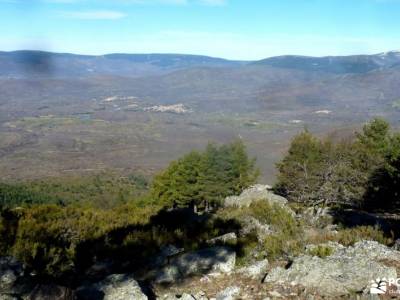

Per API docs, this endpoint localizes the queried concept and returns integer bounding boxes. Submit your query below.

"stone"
[268,291,282,298]
[193,291,209,300]
[0,295,19,300]
[28,284,75,300]
[216,286,240,300]
[207,233,237,246]
[85,260,113,280]
[180,294,196,300]
[224,185,288,209]
[236,259,269,279]
[153,245,185,268]
[392,238,400,251]
[0,257,24,294]
[239,216,272,242]
[77,274,147,300]
[155,247,235,284]
[264,240,400,297]
[157,293,206,300]
[154,265,181,285]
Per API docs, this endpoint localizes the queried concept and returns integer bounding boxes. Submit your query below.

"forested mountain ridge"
[1,50,400,78]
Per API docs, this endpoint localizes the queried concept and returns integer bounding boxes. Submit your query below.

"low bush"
[307,245,334,258]
[334,226,393,246]
[218,200,304,261]
[307,225,393,247]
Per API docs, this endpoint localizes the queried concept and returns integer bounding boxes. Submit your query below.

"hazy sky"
[0,0,399,59]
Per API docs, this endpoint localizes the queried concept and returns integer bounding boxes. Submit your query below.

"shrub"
[307,226,393,247]
[307,245,333,258]
[218,200,304,261]
[4,203,160,277]
[335,226,393,246]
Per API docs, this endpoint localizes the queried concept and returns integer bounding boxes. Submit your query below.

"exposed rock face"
[236,259,269,279]
[77,274,147,300]
[393,238,400,251]
[215,286,240,300]
[155,247,236,284]
[0,257,24,294]
[224,184,290,211]
[85,260,114,281]
[207,233,237,246]
[239,216,273,242]
[153,245,185,267]
[159,292,206,300]
[264,240,400,297]
[28,284,75,300]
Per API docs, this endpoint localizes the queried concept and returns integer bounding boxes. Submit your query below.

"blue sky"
[0,0,399,59]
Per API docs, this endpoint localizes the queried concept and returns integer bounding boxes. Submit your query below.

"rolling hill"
[0,50,399,181]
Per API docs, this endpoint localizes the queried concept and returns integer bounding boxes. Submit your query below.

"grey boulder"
[77,274,147,300]
[224,184,288,209]
[236,259,269,279]
[264,240,399,297]
[0,257,24,294]
[155,247,235,284]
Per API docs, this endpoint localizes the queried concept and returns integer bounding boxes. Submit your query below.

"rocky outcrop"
[0,257,24,295]
[77,274,147,300]
[264,240,400,297]
[207,233,237,246]
[236,259,269,280]
[215,286,240,300]
[159,292,208,300]
[28,284,75,300]
[224,184,291,211]
[239,216,273,242]
[393,238,400,251]
[155,247,235,284]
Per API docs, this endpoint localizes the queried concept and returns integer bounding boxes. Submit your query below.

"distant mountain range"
[1,49,400,181]
[1,50,400,78]
[0,51,244,78]
[255,51,400,74]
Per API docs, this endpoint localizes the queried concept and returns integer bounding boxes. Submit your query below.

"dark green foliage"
[151,140,259,209]
[364,132,400,210]
[0,202,242,280]
[275,131,363,207]
[217,200,303,260]
[0,172,149,209]
[0,183,61,208]
[0,203,161,277]
[0,141,258,279]
[275,118,400,210]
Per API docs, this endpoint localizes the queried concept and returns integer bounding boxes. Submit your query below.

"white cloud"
[60,10,127,19]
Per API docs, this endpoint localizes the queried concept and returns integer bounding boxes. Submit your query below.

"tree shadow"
[69,207,243,296]
[362,165,400,213]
